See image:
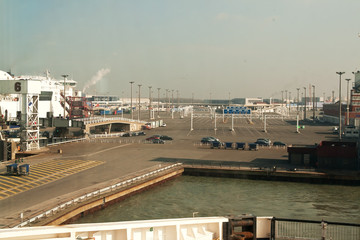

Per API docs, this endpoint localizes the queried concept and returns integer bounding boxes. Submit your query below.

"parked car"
[201,137,220,144]
[273,141,286,147]
[161,123,167,127]
[255,140,270,146]
[137,131,146,136]
[152,139,164,144]
[142,125,151,130]
[256,138,271,145]
[122,133,130,137]
[146,135,161,141]
[160,135,173,140]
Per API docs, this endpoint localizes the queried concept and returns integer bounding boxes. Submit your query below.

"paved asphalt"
[0,111,338,227]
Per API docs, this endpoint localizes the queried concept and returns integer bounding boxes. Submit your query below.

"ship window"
[39,91,53,101]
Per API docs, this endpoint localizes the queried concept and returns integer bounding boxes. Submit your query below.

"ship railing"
[14,163,183,228]
[271,217,360,240]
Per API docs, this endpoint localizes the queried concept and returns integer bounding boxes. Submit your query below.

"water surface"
[75,176,360,224]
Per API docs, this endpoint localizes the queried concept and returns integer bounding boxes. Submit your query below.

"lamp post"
[157,88,161,118]
[336,71,345,140]
[281,91,284,107]
[61,74,68,118]
[288,91,291,114]
[129,81,134,119]
[171,90,174,109]
[296,88,300,113]
[345,78,351,126]
[303,87,306,120]
[228,92,231,107]
[312,85,315,122]
[148,86,152,119]
[138,84,142,121]
[177,90,179,106]
[165,89,169,111]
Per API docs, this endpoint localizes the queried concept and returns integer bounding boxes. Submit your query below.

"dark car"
[256,138,271,145]
[201,137,219,144]
[152,139,164,144]
[160,135,173,140]
[146,135,161,141]
[137,131,146,136]
[255,140,270,146]
[122,133,130,137]
[273,141,286,147]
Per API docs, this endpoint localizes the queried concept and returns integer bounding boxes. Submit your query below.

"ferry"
[0,70,79,120]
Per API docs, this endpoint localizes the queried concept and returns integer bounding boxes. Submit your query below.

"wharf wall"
[183,166,360,185]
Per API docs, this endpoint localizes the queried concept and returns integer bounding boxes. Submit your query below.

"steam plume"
[82,68,111,93]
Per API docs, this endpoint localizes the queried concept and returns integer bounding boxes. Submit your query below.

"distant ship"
[0,70,79,121]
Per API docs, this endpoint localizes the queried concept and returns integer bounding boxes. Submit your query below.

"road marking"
[0,159,104,200]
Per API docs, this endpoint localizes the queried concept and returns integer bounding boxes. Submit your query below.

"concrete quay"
[0,112,357,228]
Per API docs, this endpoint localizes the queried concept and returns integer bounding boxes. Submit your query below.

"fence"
[47,137,87,146]
[271,217,360,240]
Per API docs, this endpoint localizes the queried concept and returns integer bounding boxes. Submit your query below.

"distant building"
[287,141,359,170]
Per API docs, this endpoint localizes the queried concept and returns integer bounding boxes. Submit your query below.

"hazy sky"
[1,0,360,99]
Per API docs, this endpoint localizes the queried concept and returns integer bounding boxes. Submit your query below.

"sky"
[1,0,360,100]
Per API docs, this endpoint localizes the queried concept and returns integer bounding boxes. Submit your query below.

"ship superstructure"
[0,70,80,150]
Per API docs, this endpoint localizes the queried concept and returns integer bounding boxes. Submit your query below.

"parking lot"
[0,110,339,227]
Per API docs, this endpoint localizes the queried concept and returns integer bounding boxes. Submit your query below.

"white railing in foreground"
[1,217,228,240]
[15,163,183,228]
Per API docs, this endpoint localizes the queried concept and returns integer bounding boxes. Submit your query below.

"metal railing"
[271,217,360,240]
[46,137,87,146]
[74,116,147,125]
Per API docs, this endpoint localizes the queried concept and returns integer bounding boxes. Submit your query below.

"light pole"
[285,90,288,114]
[336,71,345,140]
[228,92,231,107]
[157,88,161,118]
[177,90,179,106]
[165,89,169,111]
[303,87,306,120]
[281,91,284,107]
[171,90,174,109]
[129,81,134,119]
[312,85,315,121]
[288,91,291,114]
[138,84,142,121]
[61,74,68,118]
[345,78,351,126]
[148,86,152,119]
[296,88,300,113]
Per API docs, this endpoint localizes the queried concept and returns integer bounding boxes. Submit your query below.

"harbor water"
[75,176,360,224]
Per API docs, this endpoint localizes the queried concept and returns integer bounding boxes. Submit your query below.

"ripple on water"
[74,176,360,224]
